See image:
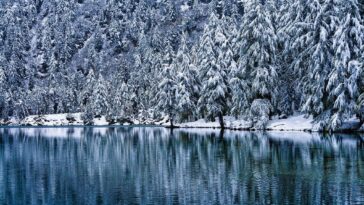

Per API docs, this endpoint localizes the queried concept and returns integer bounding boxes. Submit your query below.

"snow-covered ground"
[177,114,362,132]
[0,113,363,132]
[21,113,84,126]
[16,113,135,126]
[175,115,314,131]
[176,116,252,129]
[266,115,314,131]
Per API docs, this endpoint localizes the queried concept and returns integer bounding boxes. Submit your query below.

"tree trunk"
[218,113,224,130]
[170,116,174,129]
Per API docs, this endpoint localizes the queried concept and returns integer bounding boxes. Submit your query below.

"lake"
[0,127,363,205]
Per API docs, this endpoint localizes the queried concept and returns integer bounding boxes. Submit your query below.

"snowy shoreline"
[0,113,363,133]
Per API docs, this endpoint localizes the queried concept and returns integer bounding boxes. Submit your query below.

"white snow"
[21,113,84,126]
[93,116,108,126]
[176,116,252,129]
[17,113,155,127]
[177,115,314,131]
[266,115,314,131]
[2,113,363,133]
[177,119,220,128]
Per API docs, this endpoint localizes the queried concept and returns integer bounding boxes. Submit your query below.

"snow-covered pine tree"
[286,0,335,129]
[175,32,200,122]
[107,69,123,118]
[198,13,229,128]
[239,0,278,128]
[359,0,364,18]
[161,0,178,23]
[120,82,132,116]
[155,44,178,127]
[215,15,235,115]
[223,15,240,62]
[274,0,299,116]
[91,74,109,118]
[26,85,47,115]
[127,33,151,115]
[359,33,364,125]
[80,69,96,113]
[68,71,85,113]
[2,2,30,91]
[0,65,8,119]
[327,0,364,130]
[215,16,233,75]
[58,83,78,114]
[46,74,60,114]
[197,13,218,83]
[81,70,98,125]
[198,62,229,129]
[359,86,364,125]
[229,46,248,117]
[111,66,134,119]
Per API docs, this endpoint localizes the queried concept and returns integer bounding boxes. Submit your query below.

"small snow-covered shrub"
[250,99,272,129]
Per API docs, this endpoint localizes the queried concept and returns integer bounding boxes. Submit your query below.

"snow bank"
[21,113,84,126]
[177,114,363,132]
[177,115,313,131]
[177,119,220,128]
[1,113,363,133]
[13,113,158,127]
[176,116,251,129]
[266,115,314,131]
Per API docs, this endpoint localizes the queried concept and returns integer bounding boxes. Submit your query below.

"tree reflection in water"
[0,127,363,205]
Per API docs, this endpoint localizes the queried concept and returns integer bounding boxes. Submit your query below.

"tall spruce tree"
[0,66,8,119]
[175,32,200,122]
[288,0,336,129]
[239,0,278,128]
[91,74,109,118]
[156,46,178,127]
[198,13,229,128]
[327,0,364,130]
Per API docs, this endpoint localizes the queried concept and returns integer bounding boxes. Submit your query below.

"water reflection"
[0,127,363,205]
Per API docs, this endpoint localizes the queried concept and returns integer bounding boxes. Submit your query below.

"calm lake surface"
[0,127,363,205]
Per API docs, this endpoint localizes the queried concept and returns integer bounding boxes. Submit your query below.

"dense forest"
[0,0,363,130]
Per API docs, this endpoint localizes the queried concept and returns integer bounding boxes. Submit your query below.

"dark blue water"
[0,127,363,205]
